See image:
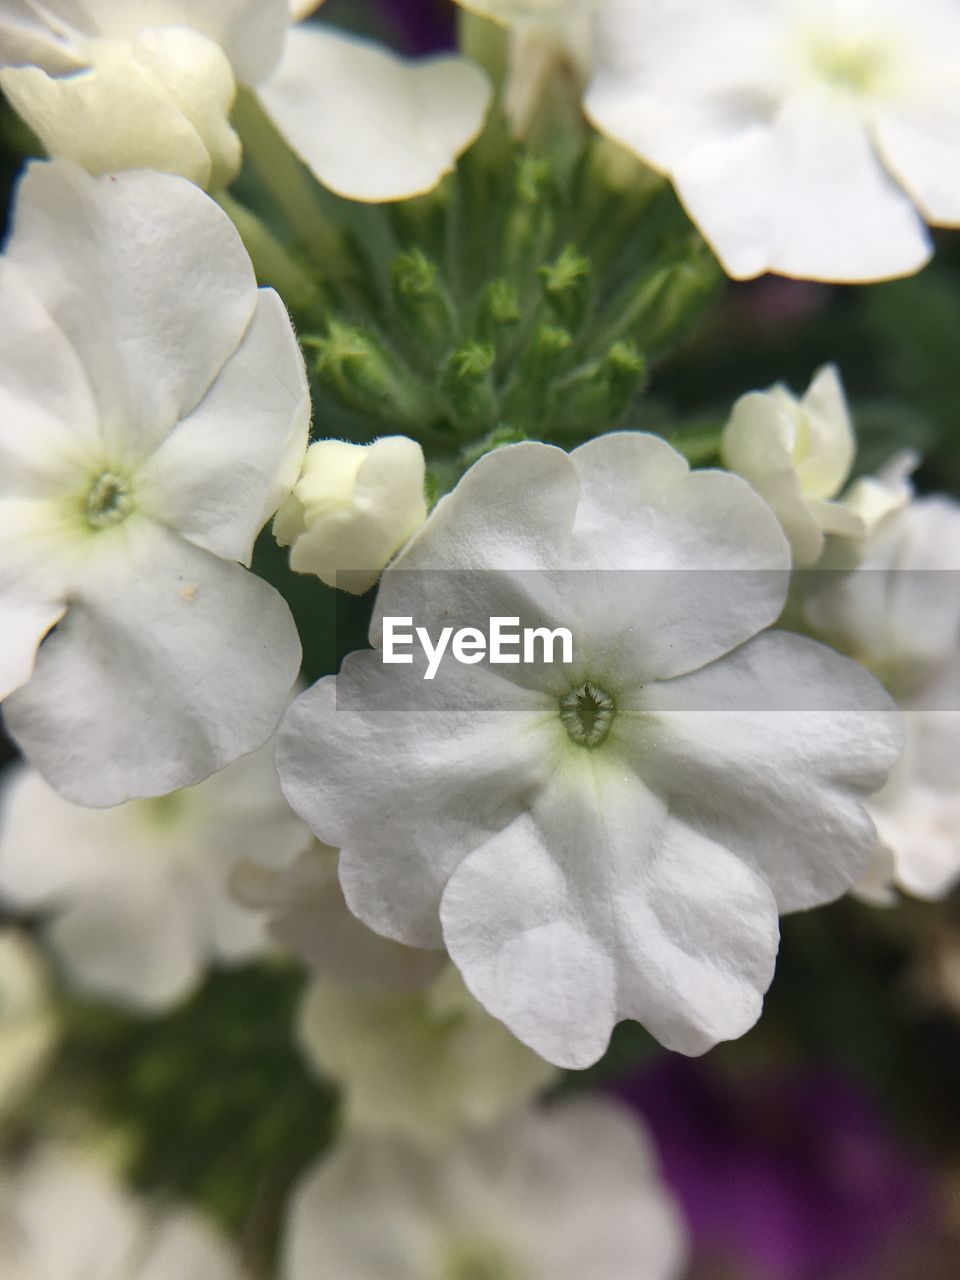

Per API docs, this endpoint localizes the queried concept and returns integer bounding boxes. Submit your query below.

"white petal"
[502,1101,688,1280]
[0,1,85,72]
[874,102,960,228]
[639,630,902,912]
[4,161,257,457]
[671,91,931,282]
[234,846,445,990]
[0,765,119,904]
[278,655,554,948]
[284,1141,442,1280]
[72,0,290,83]
[4,521,301,806]
[440,762,779,1067]
[139,290,310,565]
[0,260,99,494]
[0,56,221,189]
[48,877,205,1010]
[866,694,960,902]
[284,1101,684,1280]
[378,440,579,578]
[139,1211,246,1280]
[7,1146,144,1279]
[377,435,789,686]
[585,0,785,175]
[257,26,491,201]
[297,967,556,1145]
[0,598,65,700]
[567,433,790,679]
[723,386,826,566]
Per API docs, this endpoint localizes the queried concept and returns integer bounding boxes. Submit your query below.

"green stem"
[233,89,344,272]
[215,192,317,313]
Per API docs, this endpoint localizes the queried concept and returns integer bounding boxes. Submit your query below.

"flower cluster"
[1,0,958,1275]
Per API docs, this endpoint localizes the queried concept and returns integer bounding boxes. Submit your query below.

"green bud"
[477,279,522,337]
[305,320,431,427]
[391,248,457,368]
[440,341,498,432]
[502,155,556,279]
[549,341,647,436]
[539,245,592,334]
[590,240,723,359]
[502,324,572,427]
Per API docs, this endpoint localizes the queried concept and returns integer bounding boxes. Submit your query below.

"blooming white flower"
[0,1143,248,1280]
[0,741,312,1012]
[232,841,446,991]
[277,433,901,1069]
[283,1099,688,1280]
[0,160,309,806]
[584,0,960,282]
[804,495,960,902]
[274,437,428,595]
[722,365,912,567]
[0,0,491,198]
[0,929,58,1122]
[297,963,557,1146]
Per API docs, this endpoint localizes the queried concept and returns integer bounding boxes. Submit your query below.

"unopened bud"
[440,342,498,431]
[274,437,428,595]
[539,244,592,333]
[307,321,431,428]
[551,340,646,434]
[391,249,457,367]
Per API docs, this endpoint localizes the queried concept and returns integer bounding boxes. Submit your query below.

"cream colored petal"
[257,26,491,201]
[0,63,214,186]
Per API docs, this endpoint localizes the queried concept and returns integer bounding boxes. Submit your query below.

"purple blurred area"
[611,1057,940,1280]
[376,0,456,52]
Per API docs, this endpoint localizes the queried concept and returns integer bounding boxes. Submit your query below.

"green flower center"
[809,36,891,97]
[559,680,616,748]
[135,791,188,829]
[442,1241,515,1280]
[84,470,134,529]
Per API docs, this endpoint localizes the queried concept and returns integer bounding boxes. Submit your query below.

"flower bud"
[0,27,242,190]
[723,365,862,567]
[274,438,428,595]
[391,249,457,367]
[440,341,498,431]
[308,321,432,429]
[550,340,646,435]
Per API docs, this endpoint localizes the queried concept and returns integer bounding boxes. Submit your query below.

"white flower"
[803,495,960,902]
[0,929,58,1122]
[283,1099,688,1280]
[274,437,428,596]
[722,365,912,567]
[0,1144,248,1280]
[584,0,960,282]
[0,741,311,1012]
[277,433,900,1069]
[232,841,446,992]
[297,964,557,1147]
[0,1,491,199]
[0,160,309,806]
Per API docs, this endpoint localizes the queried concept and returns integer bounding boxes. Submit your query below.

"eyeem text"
[382,616,574,680]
